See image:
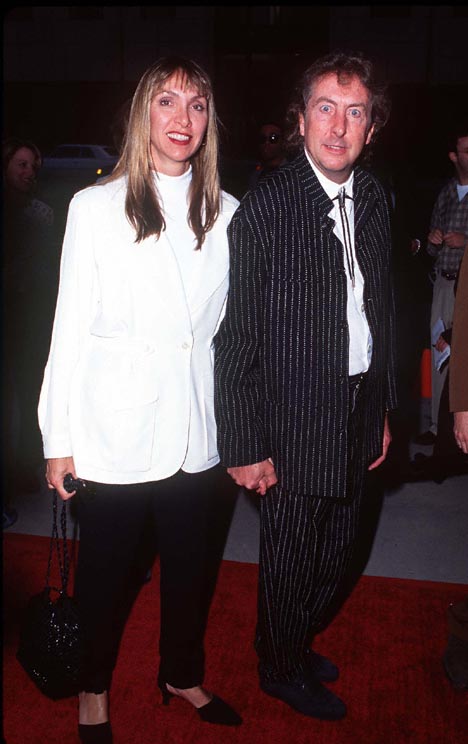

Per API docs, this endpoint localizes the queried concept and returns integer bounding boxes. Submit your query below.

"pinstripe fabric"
[214,150,397,498]
[255,377,368,682]
[256,486,363,682]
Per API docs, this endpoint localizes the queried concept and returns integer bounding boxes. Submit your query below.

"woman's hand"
[46,456,77,501]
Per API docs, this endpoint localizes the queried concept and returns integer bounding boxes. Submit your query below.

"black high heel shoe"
[78,721,113,744]
[158,681,242,726]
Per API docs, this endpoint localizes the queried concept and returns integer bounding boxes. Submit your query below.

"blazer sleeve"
[386,242,399,413]
[38,192,100,457]
[213,202,270,467]
[449,250,468,412]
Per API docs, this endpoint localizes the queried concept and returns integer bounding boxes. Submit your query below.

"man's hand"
[368,414,392,471]
[434,334,449,353]
[428,228,444,245]
[454,411,468,455]
[46,456,77,501]
[443,231,467,250]
[227,458,278,496]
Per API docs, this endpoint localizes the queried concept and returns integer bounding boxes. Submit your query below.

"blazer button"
[182,342,190,350]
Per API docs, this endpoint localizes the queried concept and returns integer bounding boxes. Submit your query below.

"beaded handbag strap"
[45,490,70,594]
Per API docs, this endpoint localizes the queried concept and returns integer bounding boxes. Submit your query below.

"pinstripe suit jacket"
[214,150,398,498]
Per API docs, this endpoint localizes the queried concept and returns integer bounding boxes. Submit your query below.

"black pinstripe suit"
[214,150,397,682]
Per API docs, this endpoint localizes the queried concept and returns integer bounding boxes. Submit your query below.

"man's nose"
[332,111,347,137]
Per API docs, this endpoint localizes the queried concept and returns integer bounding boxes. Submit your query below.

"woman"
[39,57,241,743]
[3,138,56,506]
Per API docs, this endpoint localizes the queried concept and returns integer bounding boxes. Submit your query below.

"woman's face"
[149,72,208,176]
[6,147,39,193]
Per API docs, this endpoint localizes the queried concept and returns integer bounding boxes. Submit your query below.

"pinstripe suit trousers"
[256,376,368,683]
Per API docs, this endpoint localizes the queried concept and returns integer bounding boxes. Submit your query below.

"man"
[451,245,468,456]
[249,121,287,189]
[214,51,397,720]
[443,246,468,689]
[416,128,468,445]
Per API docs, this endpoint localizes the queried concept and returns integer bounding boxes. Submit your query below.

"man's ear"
[365,123,375,146]
[299,113,305,137]
[448,151,457,166]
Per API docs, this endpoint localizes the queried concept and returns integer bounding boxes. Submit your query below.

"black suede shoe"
[413,430,436,446]
[260,675,346,720]
[304,649,339,682]
[78,722,113,744]
[443,635,468,690]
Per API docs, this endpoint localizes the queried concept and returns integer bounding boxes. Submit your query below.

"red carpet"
[3,532,467,744]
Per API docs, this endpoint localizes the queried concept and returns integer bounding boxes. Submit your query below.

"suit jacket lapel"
[294,153,381,236]
[184,225,229,314]
[353,167,379,238]
[294,151,334,217]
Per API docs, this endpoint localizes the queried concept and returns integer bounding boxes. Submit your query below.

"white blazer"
[38,175,239,484]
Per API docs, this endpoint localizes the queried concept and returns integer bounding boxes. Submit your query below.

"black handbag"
[16,489,83,699]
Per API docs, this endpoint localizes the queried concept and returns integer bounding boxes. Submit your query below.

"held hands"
[46,456,77,501]
[227,458,278,496]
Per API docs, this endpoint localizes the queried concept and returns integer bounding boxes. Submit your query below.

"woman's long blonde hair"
[108,56,220,250]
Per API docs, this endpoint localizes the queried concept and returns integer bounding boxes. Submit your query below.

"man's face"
[449,135,468,184]
[258,124,283,166]
[299,72,375,184]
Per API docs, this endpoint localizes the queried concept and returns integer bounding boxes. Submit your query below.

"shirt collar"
[303,147,354,201]
[457,183,468,201]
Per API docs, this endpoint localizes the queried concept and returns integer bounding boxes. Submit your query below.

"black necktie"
[334,187,355,288]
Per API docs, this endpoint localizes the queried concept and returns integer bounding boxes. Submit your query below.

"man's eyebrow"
[313,95,368,108]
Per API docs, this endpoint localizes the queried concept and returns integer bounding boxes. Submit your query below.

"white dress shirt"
[305,150,372,374]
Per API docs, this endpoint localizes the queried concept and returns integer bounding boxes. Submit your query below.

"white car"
[43,144,119,177]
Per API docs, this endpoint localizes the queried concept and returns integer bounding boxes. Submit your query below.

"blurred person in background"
[249,121,287,189]
[3,137,56,524]
[443,247,468,690]
[415,127,468,446]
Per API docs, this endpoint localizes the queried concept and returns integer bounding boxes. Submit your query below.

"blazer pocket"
[86,336,159,411]
[79,337,159,472]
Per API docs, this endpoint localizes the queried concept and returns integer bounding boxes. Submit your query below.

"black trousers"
[74,465,226,693]
[256,375,368,682]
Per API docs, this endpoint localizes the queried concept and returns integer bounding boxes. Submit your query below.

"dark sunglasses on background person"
[259,133,282,144]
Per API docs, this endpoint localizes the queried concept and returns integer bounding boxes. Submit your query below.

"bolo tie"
[334,186,356,288]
